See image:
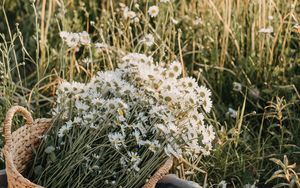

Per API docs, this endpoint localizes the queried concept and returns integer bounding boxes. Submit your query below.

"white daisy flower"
[57,120,73,137]
[170,18,179,25]
[202,97,212,113]
[94,42,109,52]
[123,7,137,20]
[164,143,182,158]
[148,6,159,18]
[65,33,80,48]
[197,85,212,100]
[169,60,182,77]
[75,100,89,111]
[79,31,91,46]
[233,82,242,92]
[228,107,237,118]
[141,34,155,47]
[108,132,125,150]
[59,31,70,41]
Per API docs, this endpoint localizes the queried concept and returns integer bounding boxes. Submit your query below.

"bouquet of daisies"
[28,53,215,188]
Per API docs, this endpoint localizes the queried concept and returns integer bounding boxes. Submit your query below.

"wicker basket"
[2,106,172,188]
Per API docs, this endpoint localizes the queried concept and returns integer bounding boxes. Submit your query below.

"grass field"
[0,0,300,187]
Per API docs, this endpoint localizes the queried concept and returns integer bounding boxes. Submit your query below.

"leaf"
[49,152,57,162]
[284,155,289,166]
[266,174,287,184]
[272,183,290,188]
[270,158,285,169]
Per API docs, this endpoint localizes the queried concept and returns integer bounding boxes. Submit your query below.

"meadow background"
[0,0,299,187]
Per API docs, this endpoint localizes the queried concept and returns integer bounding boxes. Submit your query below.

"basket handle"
[143,157,173,188]
[3,106,34,148]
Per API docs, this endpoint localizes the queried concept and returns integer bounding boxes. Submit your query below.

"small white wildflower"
[164,144,182,158]
[82,58,91,64]
[127,151,141,171]
[133,17,140,23]
[227,107,237,118]
[155,123,170,134]
[169,61,182,78]
[57,120,73,137]
[59,31,69,41]
[123,7,137,20]
[148,140,161,153]
[233,82,242,92]
[141,34,155,47]
[197,85,211,99]
[79,31,91,46]
[128,151,140,163]
[193,17,202,26]
[259,26,273,33]
[65,33,80,48]
[268,15,274,20]
[202,97,212,113]
[171,18,179,25]
[92,154,100,160]
[95,41,108,51]
[148,6,159,18]
[119,3,126,8]
[218,180,227,188]
[75,100,89,111]
[108,132,125,149]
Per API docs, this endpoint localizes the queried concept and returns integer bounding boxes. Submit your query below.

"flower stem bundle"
[28,53,215,187]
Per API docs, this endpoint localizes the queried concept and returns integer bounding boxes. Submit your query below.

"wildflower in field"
[227,107,237,118]
[94,42,109,52]
[171,18,179,25]
[36,52,215,187]
[108,132,125,150]
[79,31,91,46]
[233,82,242,92]
[259,26,273,33]
[82,58,91,64]
[193,17,202,26]
[268,15,274,20]
[57,120,73,137]
[148,6,159,18]
[218,180,227,188]
[59,31,90,48]
[59,31,69,41]
[141,34,155,47]
[65,33,80,48]
[123,6,137,21]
